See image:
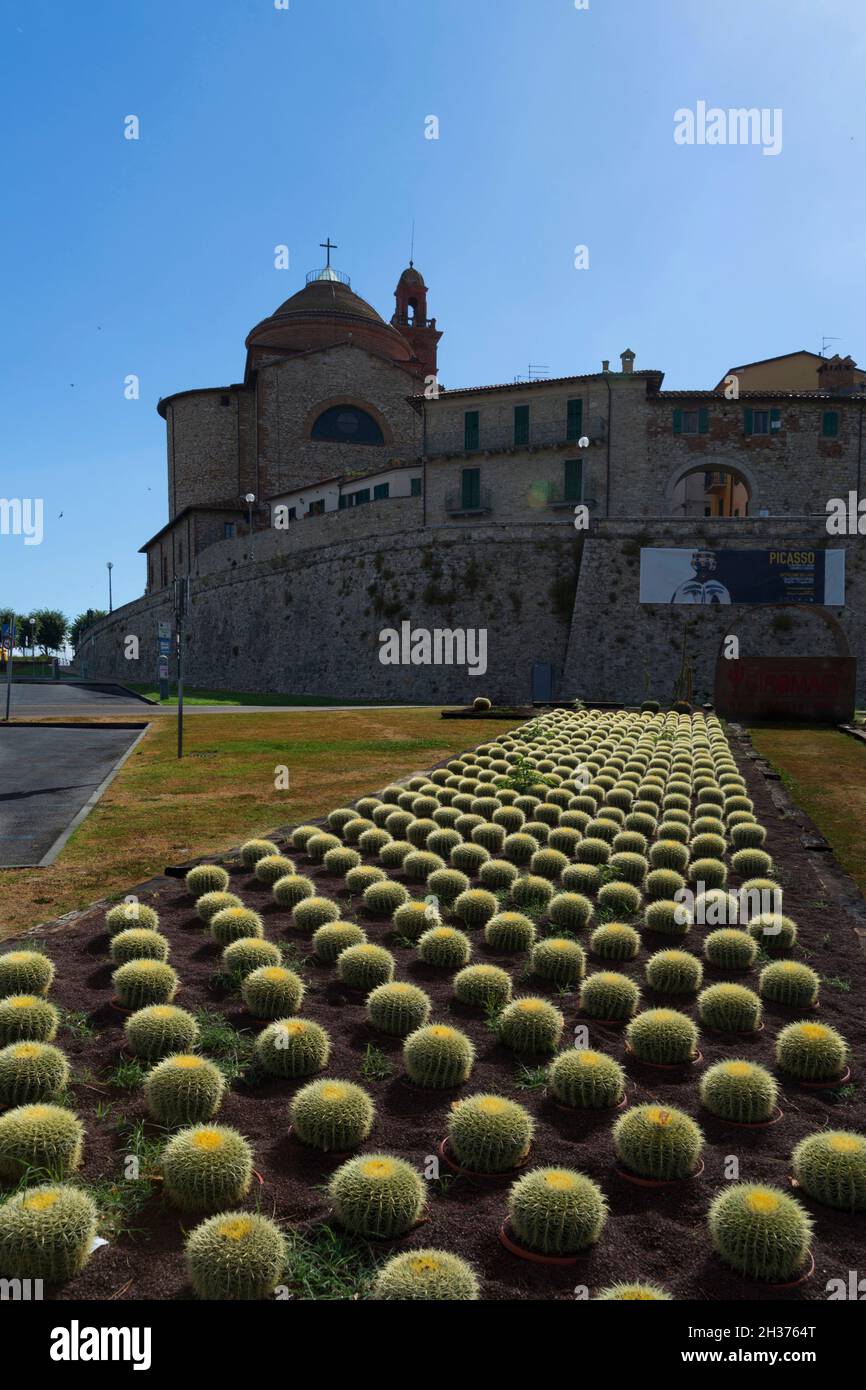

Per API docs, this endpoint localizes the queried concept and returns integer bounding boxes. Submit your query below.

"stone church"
[78,247,866,708]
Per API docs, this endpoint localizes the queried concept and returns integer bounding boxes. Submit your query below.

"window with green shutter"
[676,408,710,435]
[410,476,422,496]
[464,410,479,451]
[373,483,389,500]
[461,467,481,510]
[566,398,583,440]
[514,404,530,446]
[822,410,839,438]
[564,458,583,502]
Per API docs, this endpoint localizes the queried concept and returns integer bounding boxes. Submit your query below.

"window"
[344,489,370,508]
[177,542,183,564]
[310,405,384,444]
[822,410,839,438]
[461,467,481,510]
[744,407,781,435]
[307,499,325,516]
[373,482,389,500]
[161,556,168,586]
[513,404,530,446]
[410,476,422,497]
[223,522,235,539]
[564,458,583,502]
[464,410,480,451]
[566,399,583,441]
[288,507,296,521]
[219,394,230,407]
[673,407,709,434]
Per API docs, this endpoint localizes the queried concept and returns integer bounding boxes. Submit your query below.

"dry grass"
[0,709,515,939]
[748,724,866,896]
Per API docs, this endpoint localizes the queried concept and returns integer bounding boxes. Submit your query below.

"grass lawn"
[124,684,406,707]
[748,723,866,896]
[0,708,513,940]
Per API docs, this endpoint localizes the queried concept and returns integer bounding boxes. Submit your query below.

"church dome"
[245,269,415,367]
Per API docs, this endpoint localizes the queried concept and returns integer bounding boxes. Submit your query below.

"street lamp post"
[245,494,256,562]
[107,561,114,613]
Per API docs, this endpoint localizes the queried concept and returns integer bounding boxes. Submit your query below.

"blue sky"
[1,0,864,620]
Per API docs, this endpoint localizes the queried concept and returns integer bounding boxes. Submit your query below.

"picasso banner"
[639,548,846,605]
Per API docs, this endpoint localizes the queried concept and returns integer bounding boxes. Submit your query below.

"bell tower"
[391,263,442,379]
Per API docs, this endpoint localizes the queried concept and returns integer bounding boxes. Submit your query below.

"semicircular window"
[311,405,384,445]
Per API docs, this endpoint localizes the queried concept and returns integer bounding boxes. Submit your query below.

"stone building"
[77,250,866,706]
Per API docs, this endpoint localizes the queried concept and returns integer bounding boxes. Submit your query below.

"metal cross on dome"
[320,238,338,267]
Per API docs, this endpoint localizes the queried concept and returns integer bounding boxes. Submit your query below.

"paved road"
[0,724,147,866]
[5,683,153,718]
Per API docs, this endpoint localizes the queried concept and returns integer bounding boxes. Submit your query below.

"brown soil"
[8,739,865,1302]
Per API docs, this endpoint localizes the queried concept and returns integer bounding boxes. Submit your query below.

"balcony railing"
[542,484,585,509]
[427,419,606,459]
[445,488,493,515]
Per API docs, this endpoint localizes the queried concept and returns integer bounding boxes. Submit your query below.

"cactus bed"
[1,708,864,1301]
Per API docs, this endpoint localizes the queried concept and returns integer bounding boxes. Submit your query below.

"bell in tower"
[392,262,442,380]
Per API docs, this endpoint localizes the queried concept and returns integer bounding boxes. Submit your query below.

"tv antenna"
[820,335,840,357]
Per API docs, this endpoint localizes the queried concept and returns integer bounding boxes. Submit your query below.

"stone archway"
[665,458,760,517]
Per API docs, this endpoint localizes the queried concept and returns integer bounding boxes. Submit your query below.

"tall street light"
[245,494,256,561]
[107,561,114,613]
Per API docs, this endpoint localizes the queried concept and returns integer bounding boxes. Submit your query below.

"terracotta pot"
[701,1021,764,1037]
[795,1066,851,1090]
[625,1042,704,1069]
[553,1092,628,1114]
[703,1104,784,1129]
[615,1157,705,1188]
[498,1221,582,1267]
[724,1249,815,1290]
[437,1136,529,1180]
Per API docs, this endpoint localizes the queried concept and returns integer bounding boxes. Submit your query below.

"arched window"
[310,405,385,445]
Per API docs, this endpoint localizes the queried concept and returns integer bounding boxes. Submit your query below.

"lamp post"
[245,494,256,561]
[107,561,114,613]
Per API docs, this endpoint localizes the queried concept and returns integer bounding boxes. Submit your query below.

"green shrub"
[272,874,315,908]
[776,1021,848,1081]
[404,1024,475,1087]
[241,965,304,1019]
[531,938,586,987]
[703,929,757,970]
[427,868,470,905]
[597,881,642,916]
[323,846,362,876]
[239,839,279,869]
[254,854,297,886]
[124,1004,198,1062]
[222,936,282,978]
[626,1008,698,1065]
[613,1103,703,1180]
[292,896,341,933]
[112,959,178,1009]
[345,865,388,893]
[759,961,819,1009]
[254,1018,330,1078]
[418,926,472,969]
[329,1154,425,1238]
[645,949,702,994]
[162,1124,254,1212]
[447,1094,534,1173]
[791,1131,866,1211]
[106,902,159,935]
[145,1054,225,1126]
[109,928,170,965]
[0,1102,84,1181]
[453,888,498,929]
[698,983,761,1033]
[453,964,512,1011]
[210,907,264,947]
[367,982,431,1036]
[186,864,230,896]
[0,1184,97,1283]
[290,1078,375,1151]
[0,950,55,999]
[700,1059,778,1123]
[312,921,366,963]
[644,899,691,936]
[708,1183,812,1282]
[507,1166,607,1255]
[747,913,797,954]
[498,998,564,1054]
[186,1211,286,1300]
[336,944,395,991]
[0,1041,69,1106]
[196,891,243,925]
[580,971,639,1020]
[589,923,639,960]
[549,1048,624,1109]
[371,1248,480,1300]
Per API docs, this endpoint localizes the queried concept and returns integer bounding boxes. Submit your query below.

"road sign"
[158,621,171,641]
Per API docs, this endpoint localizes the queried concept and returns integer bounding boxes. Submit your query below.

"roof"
[656,389,866,402]
[266,276,387,328]
[408,368,665,408]
[139,501,252,551]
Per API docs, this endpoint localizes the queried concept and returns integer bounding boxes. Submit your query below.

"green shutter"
[698,407,709,434]
[462,468,480,510]
[822,410,839,438]
[566,398,583,440]
[464,411,479,451]
[673,408,682,434]
[770,407,781,433]
[564,458,582,502]
[514,404,530,446]
[743,407,753,435]
[410,476,422,496]
[374,483,389,500]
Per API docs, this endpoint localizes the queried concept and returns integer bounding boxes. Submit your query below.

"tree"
[69,609,108,648]
[31,609,69,656]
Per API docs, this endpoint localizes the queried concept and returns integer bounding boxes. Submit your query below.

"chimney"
[818,354,860,394]
[620,348,635,374]
[602,359,610,372]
